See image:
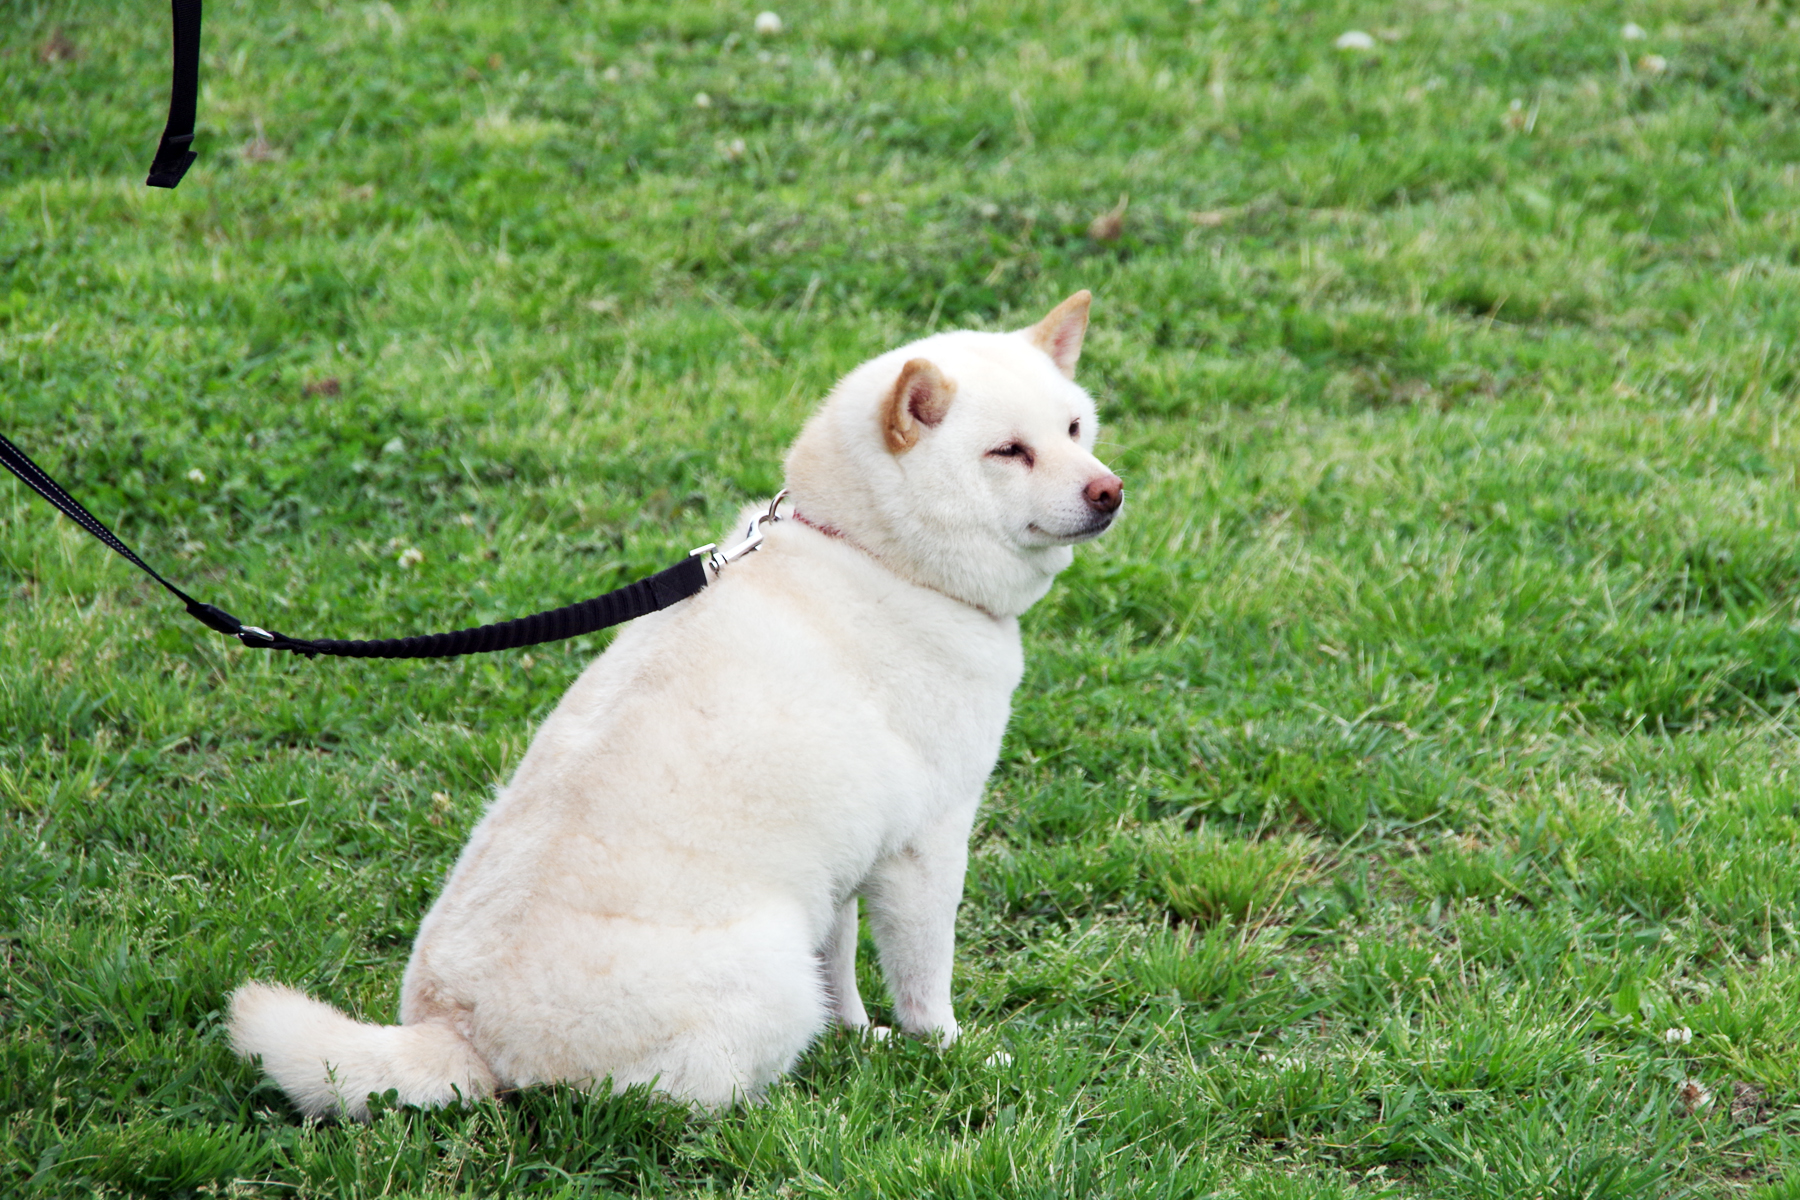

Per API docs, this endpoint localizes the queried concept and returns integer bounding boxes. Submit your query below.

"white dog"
[228,290,1123,1116]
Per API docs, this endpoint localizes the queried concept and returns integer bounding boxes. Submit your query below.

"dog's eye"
[987,442,1034,467]
[1068,419,1080,439]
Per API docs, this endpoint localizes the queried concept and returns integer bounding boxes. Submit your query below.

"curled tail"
[228,982,496,1120]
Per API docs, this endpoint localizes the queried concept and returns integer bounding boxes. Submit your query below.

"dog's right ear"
[882,358,956,454]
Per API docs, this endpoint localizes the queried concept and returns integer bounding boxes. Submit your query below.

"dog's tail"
[227,982,496,1120]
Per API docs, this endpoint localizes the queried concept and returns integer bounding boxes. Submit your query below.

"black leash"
[147,0,203,188]
[118,7,756,653]
[117,11,749,648]
[0,431,723,659]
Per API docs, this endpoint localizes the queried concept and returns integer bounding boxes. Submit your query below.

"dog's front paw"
[899,1019,958,1048]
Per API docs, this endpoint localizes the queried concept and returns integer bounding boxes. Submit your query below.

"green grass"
[6,0,1800,1194]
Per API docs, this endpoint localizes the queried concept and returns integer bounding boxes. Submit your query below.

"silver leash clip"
[690,489,787,576]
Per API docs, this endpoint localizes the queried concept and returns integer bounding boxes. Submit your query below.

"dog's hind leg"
[643,910,830,1105]
[819,896,869,1029]
[493,906,828,1108]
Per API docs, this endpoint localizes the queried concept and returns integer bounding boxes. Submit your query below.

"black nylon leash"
[116,8,736,648]
[0,431,714,659]
[147,0,203,188]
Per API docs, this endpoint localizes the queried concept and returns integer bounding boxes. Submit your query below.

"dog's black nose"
[1084,473,1122,514]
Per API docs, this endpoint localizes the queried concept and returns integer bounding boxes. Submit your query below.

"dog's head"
[784,291,1122,616]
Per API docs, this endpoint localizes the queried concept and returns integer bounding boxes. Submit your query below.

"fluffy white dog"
[229,291,1123,1116]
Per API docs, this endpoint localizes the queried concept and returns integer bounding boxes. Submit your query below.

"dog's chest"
[777,600,1017,881]
[700,553,1022,860]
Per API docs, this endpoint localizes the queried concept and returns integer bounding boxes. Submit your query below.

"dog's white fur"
[228,292,1122,1116]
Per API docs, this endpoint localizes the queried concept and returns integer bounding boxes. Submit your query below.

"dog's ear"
[1022,290,1091,379]
[882,358,956,454]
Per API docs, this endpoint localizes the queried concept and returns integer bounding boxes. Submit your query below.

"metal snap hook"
[702,489,788,575]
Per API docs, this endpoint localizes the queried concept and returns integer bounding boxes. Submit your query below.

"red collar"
[791,510,847,540]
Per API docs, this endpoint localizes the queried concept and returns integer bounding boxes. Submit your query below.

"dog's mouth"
[1027,515,1115,545]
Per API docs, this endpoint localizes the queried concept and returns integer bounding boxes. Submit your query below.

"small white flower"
[1638,53,1668,75]
[1678,1077,1712,1113]
[186,468,206,484]
[1621,22,1647,40]
[382,437,406,456]
[601,65,620,82]
[397,547,424,569]
[1335,30,1377,51]
[753,11,783,35]
[720,137,747,162]
[456,512,477,527]
[1664,1026,1693,1045]
[693,91,712,108]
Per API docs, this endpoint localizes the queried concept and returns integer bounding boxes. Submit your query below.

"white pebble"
[754,11,783,35]
[1334,30,1377,51]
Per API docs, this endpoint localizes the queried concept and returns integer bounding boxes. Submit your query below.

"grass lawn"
[8,0,1800,1194]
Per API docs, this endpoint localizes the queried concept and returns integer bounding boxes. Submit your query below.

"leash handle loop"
[147,0,203,188]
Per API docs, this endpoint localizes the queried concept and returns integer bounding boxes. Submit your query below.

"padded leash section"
[0,431,717,659]
[246,557,708,660]
[147,0,203,188]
